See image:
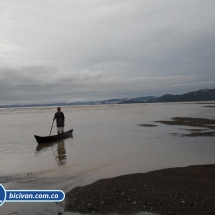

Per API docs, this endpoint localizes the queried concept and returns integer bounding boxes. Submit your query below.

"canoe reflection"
[36,139,69,166]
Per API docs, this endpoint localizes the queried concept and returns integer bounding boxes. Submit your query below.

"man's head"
[57,107,61,112]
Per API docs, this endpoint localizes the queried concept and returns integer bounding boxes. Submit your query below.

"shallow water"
[0,103,215,214]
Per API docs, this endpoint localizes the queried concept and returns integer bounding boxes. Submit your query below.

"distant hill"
[148,89,215,103]
[0,98,128,108]
[100,98,127,104]
[117,89,215,104]
[118,96,156,104]
[1,89,214,108]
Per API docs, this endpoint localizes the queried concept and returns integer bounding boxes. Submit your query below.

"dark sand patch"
[197,102,215,104]
[155,117,215,129]
[156,117,215,137]
[181,131,215,137]
[170,133,179,136]
[138,124,157,127]
[65,164,215,215]
[182,128,208,132]
[204,106,215,108]
[170,130,215,137]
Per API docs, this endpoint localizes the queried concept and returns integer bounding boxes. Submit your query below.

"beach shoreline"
[65,164,215,215]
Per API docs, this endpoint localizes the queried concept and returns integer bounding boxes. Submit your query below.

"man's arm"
[53,113,56,121]
[62,113,65,126]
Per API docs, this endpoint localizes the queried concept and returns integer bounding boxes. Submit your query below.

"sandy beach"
[65,115,215,215]
[65,164,215,215]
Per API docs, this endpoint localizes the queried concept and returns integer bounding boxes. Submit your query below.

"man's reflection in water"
[55,141,66,166]
[35,140,67,166]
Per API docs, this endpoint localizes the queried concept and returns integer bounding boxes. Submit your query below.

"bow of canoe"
[34,129,73,144]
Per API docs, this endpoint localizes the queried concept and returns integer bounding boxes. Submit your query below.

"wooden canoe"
[34,129,73,144]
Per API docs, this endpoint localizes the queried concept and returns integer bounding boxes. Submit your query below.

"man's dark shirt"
[54,112,65,127]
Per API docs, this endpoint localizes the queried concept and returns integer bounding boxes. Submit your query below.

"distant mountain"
[118,96,156,104]
[100,98,127,104]
[148,89,215,103]
[1,89,214,108]
[0,98,128,108]
[117,89,215,104]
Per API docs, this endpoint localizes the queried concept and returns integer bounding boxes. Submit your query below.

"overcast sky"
[0,0,215,105]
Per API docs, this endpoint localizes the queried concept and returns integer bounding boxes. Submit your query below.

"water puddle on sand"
[1,202,159,215]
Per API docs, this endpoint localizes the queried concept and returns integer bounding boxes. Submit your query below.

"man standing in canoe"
[53,107,65,135]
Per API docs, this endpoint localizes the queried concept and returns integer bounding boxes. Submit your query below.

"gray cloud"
[0,0,215,105]
[1,66,214,105]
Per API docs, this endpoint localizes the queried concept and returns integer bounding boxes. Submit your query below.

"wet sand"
[204,106,215,108]
[156,117,215,129]
[138,124,157,127]
[156,117,215,137]
[65,164,215,215]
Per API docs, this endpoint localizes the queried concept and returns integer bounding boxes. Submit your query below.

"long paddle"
[49,120,54,136]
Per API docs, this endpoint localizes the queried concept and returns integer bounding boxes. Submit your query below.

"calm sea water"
[0,103,215,215]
